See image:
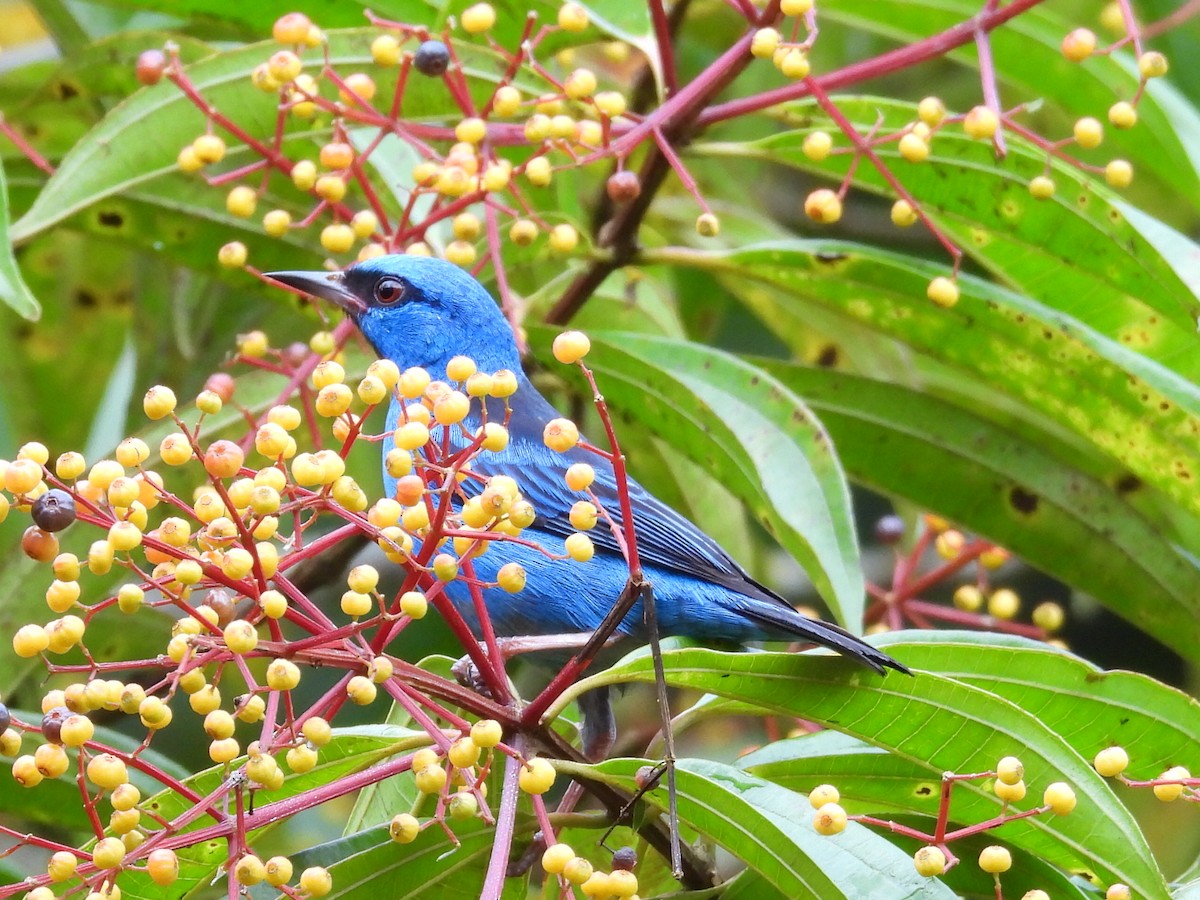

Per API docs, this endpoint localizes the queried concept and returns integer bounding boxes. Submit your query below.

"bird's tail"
[742,602,910,675]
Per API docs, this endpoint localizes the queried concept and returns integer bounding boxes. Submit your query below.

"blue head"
[267,254,521,377]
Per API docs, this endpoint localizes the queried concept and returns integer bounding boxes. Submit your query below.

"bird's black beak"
[264,269,366,314]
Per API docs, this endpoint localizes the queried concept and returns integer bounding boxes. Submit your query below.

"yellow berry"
[812,801,847,835]
[541,842,574,874]
[1074,116,1104,149]
[803,188,842,224]
[1029,175,1056,200]
[549,223,578,254]
[1061,27,1097,61]
[994,778,1026,803]
[898,132,929,163]
[1138,51,1168,78]
[143,385,177,420]
[1107,885,1132,900]
[192,134,226,164]
[553,330,591,364]
[802,130,832,162]
[1108,101,1137,129]
[223,619,258,654]
[558,2,588,31]
[1094,746,1129,778]
[696,212,720,237]
[1152,766,1189,801]
[86,753,128,790]
[914,845,946,876]
[299,867,332,897]
[544,418,580,452]
[372,34,401,66]
[321,223,355,254]
[778,48,810,79]
[414,762,447,793]
[594,90,626,118]
[518,756,556,793]
[988,588,1020,620]
[891,199,919,227]
[751,27,780,59]
[493,85,521,116]
[978,845,1012,874]
[226,185,258,217]
[389,812,420,843]
[808,784,839,807]
[1032,601,1065,632]
[92,837,125,869]
[918,96,946,125]
[963,105,999,140]
[1105,159,1133,188]
[927,276,959,308]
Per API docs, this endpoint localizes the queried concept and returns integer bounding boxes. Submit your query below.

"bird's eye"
[374,277,406,305]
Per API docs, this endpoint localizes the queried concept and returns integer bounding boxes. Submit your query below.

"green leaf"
[560,757,958,899]
[342,712,428,834]
[642,241,1200,525]
[875,631,1200,775]
[530,327,864,628]
[0,159,40,318]
[560,643,1167,896]
[253,818,513,900]
[754,361,1200,663]
[694,99,1200,383]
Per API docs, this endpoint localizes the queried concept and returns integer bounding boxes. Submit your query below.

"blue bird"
[268,255,906,754]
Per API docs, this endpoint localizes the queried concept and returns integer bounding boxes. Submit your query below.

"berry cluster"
[812,756,1085,898]
[0,319,634,899]
[864,514,1065,642]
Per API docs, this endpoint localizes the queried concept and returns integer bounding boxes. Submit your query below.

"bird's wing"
[459,393,788,608]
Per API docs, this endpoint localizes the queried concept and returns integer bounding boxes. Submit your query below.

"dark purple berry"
[413,40,450,77]
[0,702,10,733]
[611,846,637,871]
[874,514,905,545]
[31,489,77,532]
[42,706,69,745]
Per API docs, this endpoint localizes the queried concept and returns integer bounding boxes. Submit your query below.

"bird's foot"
[450,654,495,700]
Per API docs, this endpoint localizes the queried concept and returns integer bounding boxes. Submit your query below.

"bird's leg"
[451,632,625,700]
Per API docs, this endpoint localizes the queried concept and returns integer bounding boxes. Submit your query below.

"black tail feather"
[743,603,911,675]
